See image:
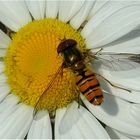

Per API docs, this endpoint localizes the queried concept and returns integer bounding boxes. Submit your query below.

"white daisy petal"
[99,77,140,104]
[0,62,4,74]
[0,1,31,31]
[135,25,140,30]
[0,49,6,57]
[25,0,45,20]
[105,126,131,139]
[124,133,140,139]
[27,110,52,139]
[0,73,7,84]
[0,83,10,102]
[101,35,140,53]
[130,136,140,139]
[55,101,110,139]
[83,1,140,37]
[0,95,19,126]
[46,1,59,18]
[81,93,140,136]
[0,30,11,49]
[0,94,19,113]
[58,1,85,22]
[106,126,140,139]
[0,103,33,139]
[97,68,140,92]
[70,1,94,29]
[83,0,126,38]
[82,4,140,48]
[87,0,109,19]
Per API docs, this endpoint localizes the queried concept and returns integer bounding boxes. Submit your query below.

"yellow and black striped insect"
[33,38,140,122]
[33,38,140,133]
[34,38,140,113]
[57,39,103,105]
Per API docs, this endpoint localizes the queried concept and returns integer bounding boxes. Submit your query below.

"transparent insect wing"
[33,63,64,120]
[88,50,140,71]
[129,54,140,63]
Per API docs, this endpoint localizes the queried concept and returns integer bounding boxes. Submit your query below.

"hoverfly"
[33,38,140,123]
[57,39,104,105]
[34,39,104,116]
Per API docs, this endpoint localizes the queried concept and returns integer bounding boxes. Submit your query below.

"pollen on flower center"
[4,19,85,111]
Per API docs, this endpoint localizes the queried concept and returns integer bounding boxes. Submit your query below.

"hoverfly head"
[57,39,77,54]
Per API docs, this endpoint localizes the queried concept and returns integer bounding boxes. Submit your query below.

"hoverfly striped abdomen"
[58,39,104,106]
[76,68,103,105]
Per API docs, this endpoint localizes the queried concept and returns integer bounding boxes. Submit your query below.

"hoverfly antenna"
[58,35,66,42]
[58,37,63,41]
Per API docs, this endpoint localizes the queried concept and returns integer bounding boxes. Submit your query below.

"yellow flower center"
[4,19,85,111]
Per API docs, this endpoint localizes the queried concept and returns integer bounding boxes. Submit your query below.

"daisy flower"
[0,0,140,139]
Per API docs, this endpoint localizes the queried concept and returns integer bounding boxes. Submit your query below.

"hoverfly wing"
[96,53,140,71]
[129,54,140,63]
[33,63,65,120]
[58,101,80,134]
[87,49,140,71]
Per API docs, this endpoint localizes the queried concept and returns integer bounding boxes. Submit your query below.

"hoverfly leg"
[96,48,103,54]
[74,86,81,108]
[82,49,91,59]
[83,48,103,64]
[76,87,81,108]
[85,47,103,57]
[95,73,131,93]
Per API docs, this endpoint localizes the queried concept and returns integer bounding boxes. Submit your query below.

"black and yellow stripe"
[76,68,103,105]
